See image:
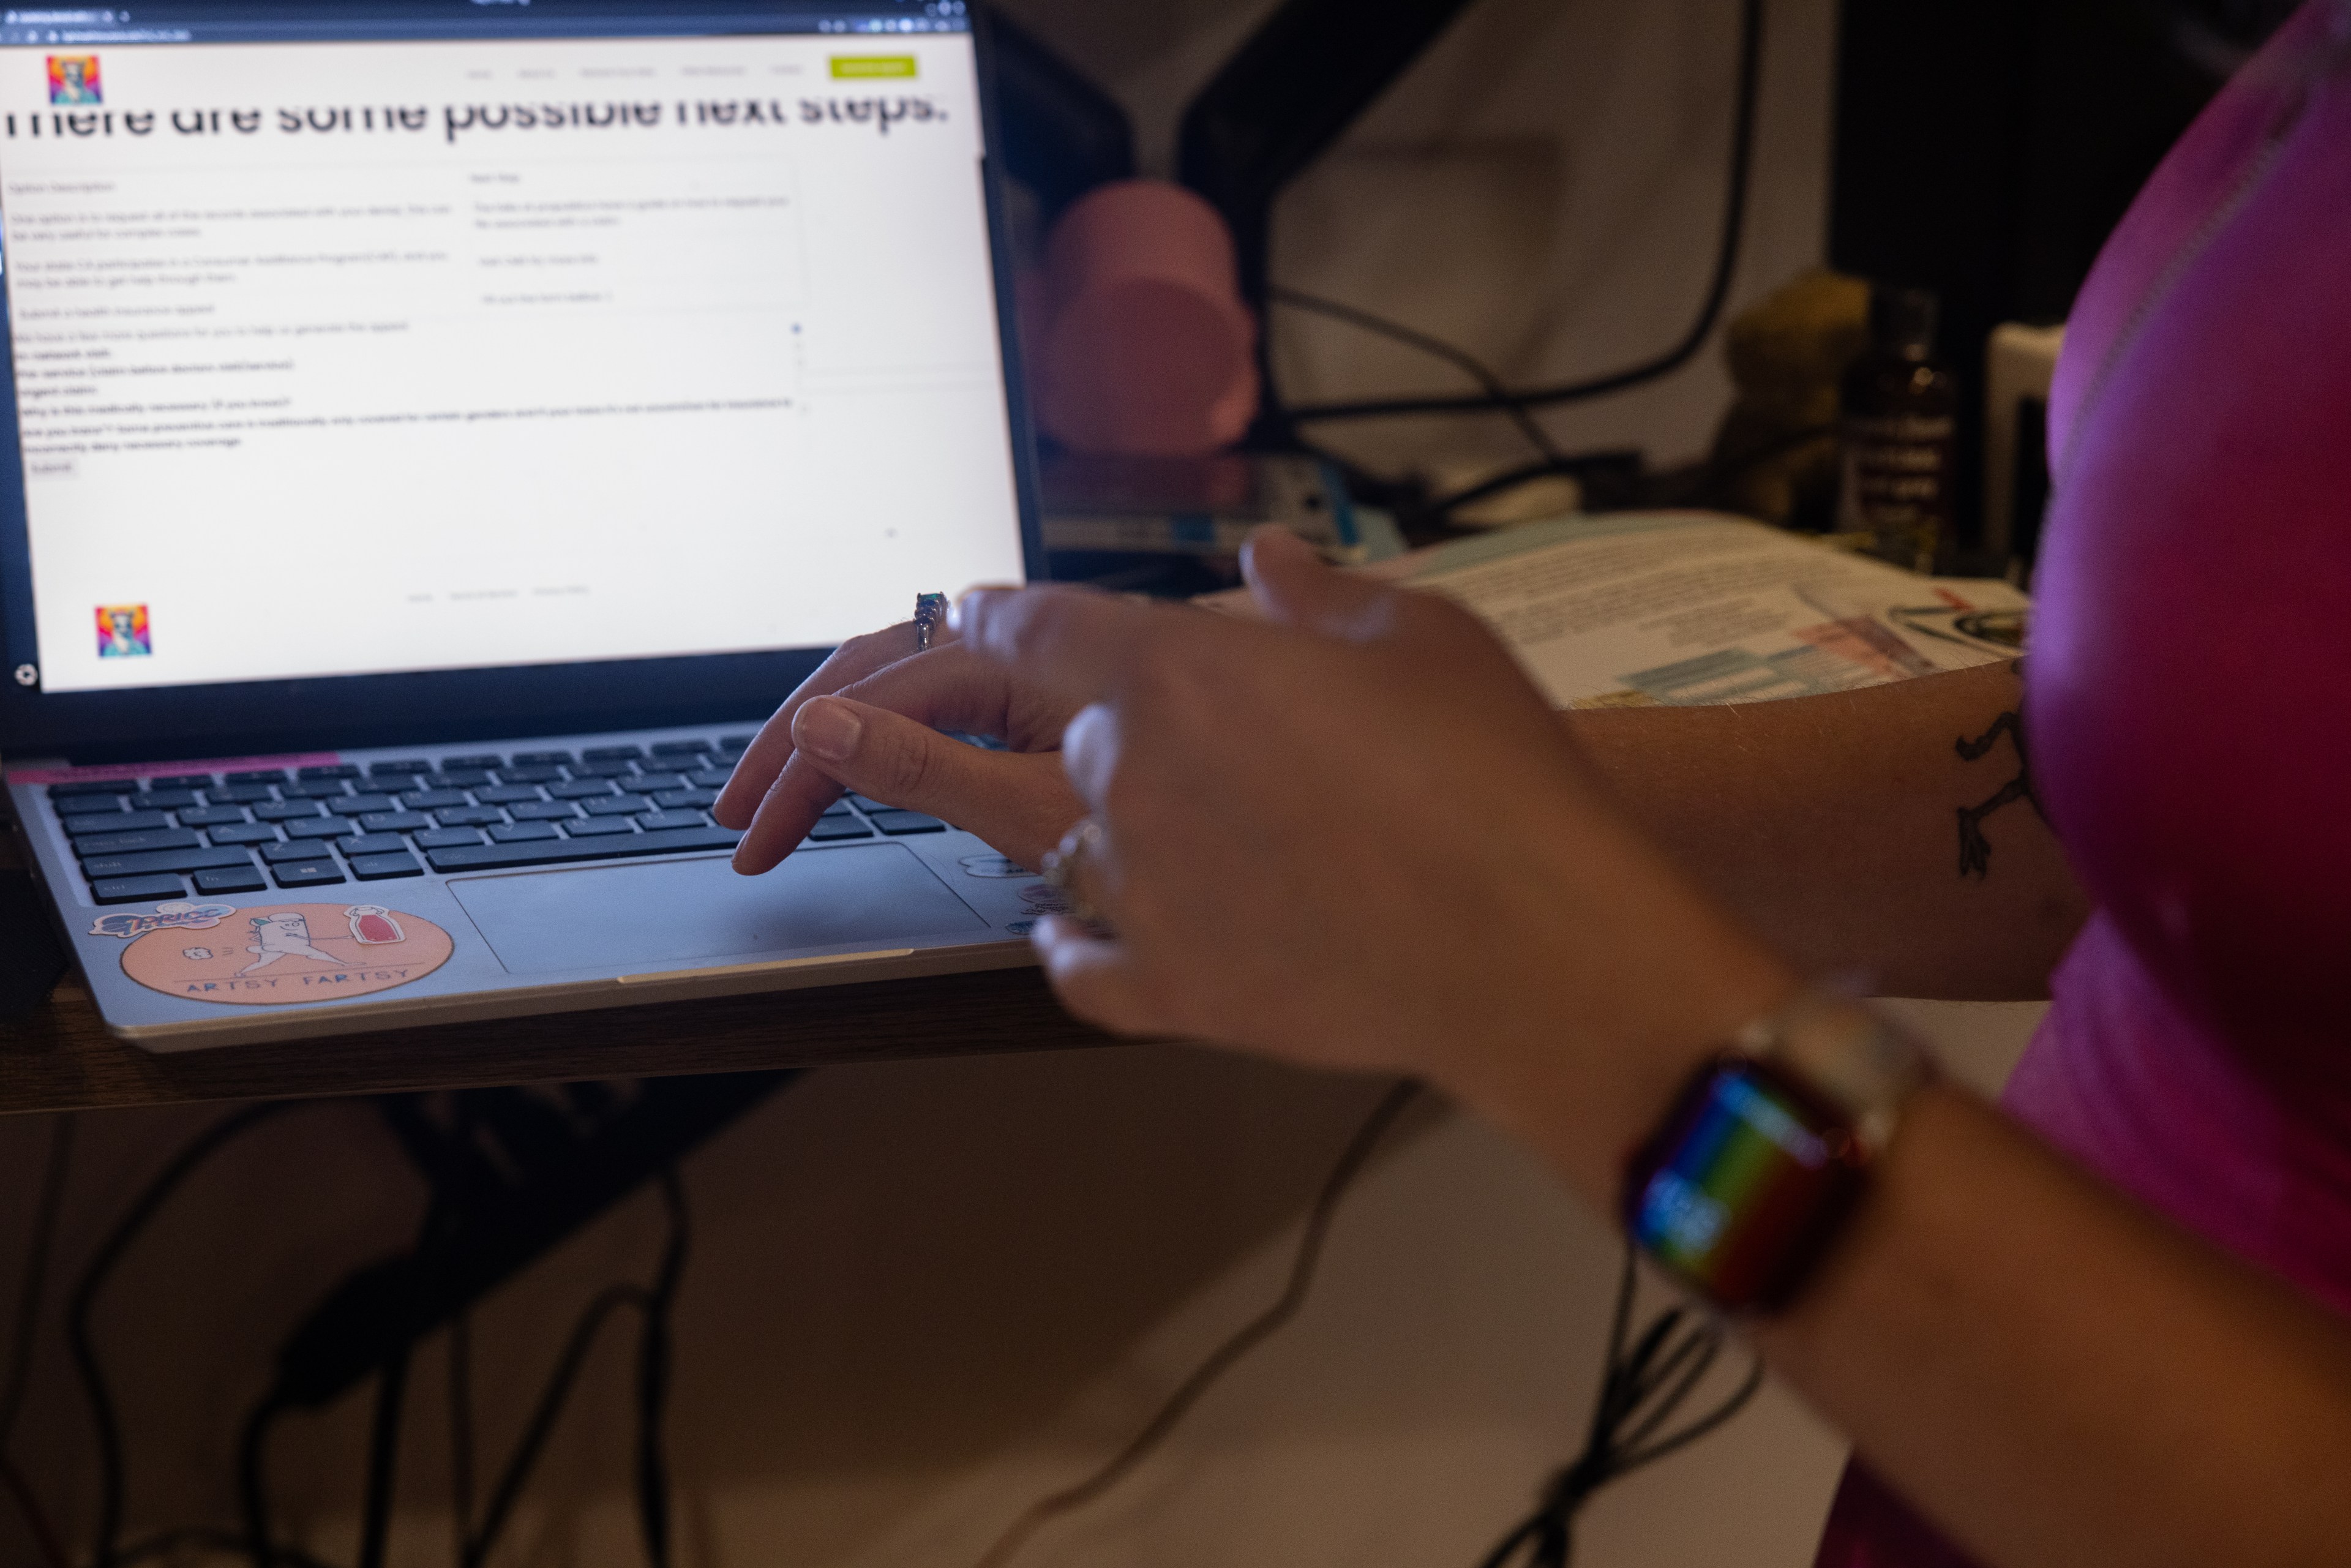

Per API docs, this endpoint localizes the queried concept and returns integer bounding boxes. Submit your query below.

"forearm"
[1755,1086,2351,1568]
[1567,662,2090,999]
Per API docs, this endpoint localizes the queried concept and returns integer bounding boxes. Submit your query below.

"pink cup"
[1029,179,1260,457]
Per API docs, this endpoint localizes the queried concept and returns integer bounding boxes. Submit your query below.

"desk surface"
[2,961,1114,1115]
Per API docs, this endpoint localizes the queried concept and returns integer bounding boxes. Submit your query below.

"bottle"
[1835,285,1958,572]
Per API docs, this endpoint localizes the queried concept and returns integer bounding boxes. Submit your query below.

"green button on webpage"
[830,54,917,78]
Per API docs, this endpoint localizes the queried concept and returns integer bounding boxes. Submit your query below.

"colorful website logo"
[47,54,100,105]
[96,604,149,658]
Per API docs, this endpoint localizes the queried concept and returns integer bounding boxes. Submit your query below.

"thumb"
[1240,525,1396,640]
[789,695,1082,867]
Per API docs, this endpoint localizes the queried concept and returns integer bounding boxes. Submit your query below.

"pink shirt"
[1817,4,2351,1562]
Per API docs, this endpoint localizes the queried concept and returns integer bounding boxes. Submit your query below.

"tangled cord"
[1477,1241,1764,1568]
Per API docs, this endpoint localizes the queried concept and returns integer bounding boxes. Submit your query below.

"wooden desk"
[0,961,1115,1115]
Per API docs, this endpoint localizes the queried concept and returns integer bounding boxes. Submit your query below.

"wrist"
[1449,897,1801,1210]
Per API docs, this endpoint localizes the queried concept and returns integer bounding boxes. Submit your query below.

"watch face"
[1625,1055,1869,1312]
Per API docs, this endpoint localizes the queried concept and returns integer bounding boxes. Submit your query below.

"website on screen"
[0,29,1023,693]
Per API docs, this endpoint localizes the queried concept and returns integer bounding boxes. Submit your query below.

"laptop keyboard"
[43,737,951,904]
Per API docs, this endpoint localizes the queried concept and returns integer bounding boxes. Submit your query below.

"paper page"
[1203,511,2027,708]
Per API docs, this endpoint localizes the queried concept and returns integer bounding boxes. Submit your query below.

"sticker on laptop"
[118,902,454,1005]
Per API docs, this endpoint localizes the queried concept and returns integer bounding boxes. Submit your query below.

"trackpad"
[449,845,989,975]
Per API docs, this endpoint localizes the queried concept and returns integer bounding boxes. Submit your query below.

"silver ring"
[914,591,948,653]
[1040,816,1104,922]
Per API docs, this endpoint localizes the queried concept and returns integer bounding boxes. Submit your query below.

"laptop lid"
[0,0,1040,763]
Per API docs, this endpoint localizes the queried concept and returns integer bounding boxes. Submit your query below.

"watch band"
[1623,992,1933,1313]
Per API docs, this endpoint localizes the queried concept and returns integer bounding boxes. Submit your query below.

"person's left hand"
[713,619,1088,874]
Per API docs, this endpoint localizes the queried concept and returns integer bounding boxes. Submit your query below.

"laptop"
[0,0,1063,1051]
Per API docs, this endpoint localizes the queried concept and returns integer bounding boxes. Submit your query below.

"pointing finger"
[1241,525,1403,642]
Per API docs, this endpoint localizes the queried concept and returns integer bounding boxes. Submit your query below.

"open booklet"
[1201,511,2028,708]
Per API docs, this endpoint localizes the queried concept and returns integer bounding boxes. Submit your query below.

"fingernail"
[793,698,861,762]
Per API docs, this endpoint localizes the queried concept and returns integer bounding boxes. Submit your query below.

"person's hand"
[955,528,1797,1200]
[712,617,1088,874]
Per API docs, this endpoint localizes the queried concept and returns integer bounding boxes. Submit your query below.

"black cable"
[969,1081,1422,1568]
[633,1169,689,1568]
[1,1112,75,1450]
[1284,0,1765,424]
[448,1310,475,1568]
[1474,1240,1766,1568]
[1270,287,1567,466]
[70,1102,299,1568]
[0,1454,68,1568]
[463,1284,650,1568]
[354,1346,410,1568]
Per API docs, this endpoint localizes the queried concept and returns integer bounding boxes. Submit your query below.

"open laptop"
[0,0,1062,1051]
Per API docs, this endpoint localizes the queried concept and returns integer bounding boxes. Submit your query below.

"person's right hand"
[711,621,1089,876]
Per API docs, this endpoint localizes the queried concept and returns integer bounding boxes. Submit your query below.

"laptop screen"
[0,0,1024,700]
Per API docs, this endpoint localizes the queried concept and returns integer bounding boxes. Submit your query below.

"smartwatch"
[1622,992,1933,1313]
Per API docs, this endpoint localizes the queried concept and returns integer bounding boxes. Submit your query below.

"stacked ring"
[1040,817,1105,923]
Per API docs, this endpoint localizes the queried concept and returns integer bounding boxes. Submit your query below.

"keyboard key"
[687,767,735,789]
[298,763,362,780]
[634,811,707,832]
[476,784,545,805]
[178,805,250,827]
[870,811,947,835]
[440,754,505,771]
[433,806,506,828]
[226,768,288,785]
[414,827,486,849]
[286,817,359,841]
[427,823,741,872]
[55,795,130,817]
[49,779,140,798]
[282,778,351,800]
[806,817,872,841]
[369,759,432,776]
[489,821,563,843]
[272,859,346,888]
[262,840,327,863]
[509,750,573,767]
[819,801,855,818]
[651,738,714,756]
[74,828,201,858]
[847,795,891,812]
[350,851,424,880]
[547,778,614,799]
[82,846,257,877]
[399,789,471,811]
[569,760,637,779]
[582,745,643,762]
[209,823,283,847]
[426,770,493,790]
[653,788,719,810]
[562,816,637,838]
[358,811,433,833]
[580,794,650,817]
[255,800,323,822]
[509,800,578,822]
[67,811,172,837]
[193,865,269,895]
[718,733,755,750]
[335,834,410,857]
[139,789,204,811]
[495,765,564,785]
[209,782,276,805]
[633,771,688,793]
[91,874,189,904]
[147,773,217,791]
[337,793,400,815]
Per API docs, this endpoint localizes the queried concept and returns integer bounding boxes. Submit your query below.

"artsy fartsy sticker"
[119,902,453,1006]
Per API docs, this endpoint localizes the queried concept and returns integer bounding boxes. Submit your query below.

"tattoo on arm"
[1954,666,2045,879]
